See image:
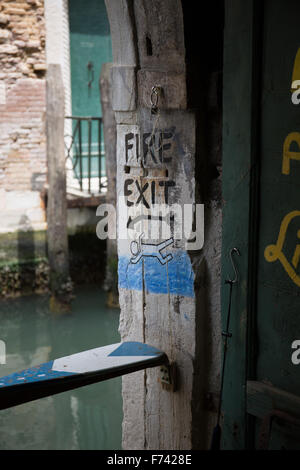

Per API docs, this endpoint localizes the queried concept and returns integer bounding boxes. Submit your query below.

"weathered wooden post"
[46,64,73,312]
[99,63,118,307]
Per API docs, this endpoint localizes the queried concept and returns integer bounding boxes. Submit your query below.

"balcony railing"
[65,116,106,195]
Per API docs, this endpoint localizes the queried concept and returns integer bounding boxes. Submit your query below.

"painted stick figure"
[130,233,174,265]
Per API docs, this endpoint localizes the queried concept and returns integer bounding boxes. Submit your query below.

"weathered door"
[68,0,112,178]
[222,0,300,449]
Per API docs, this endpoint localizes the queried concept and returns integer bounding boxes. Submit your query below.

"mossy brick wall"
[0,0,47,232]
[0,229,48,296]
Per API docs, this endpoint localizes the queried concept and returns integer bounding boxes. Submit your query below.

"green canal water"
[0,286,122,450]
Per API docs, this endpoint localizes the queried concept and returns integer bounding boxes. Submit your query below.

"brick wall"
[0,0,47,232]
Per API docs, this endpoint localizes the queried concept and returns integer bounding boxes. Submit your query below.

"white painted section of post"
[44,0,71,119]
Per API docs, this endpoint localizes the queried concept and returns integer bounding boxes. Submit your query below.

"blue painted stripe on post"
[118,250,194,297]
[108,342,161,357]
[118,256,143,291]
[0,361,75,387]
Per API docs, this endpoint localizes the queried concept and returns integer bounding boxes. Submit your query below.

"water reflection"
[0,286,122,450]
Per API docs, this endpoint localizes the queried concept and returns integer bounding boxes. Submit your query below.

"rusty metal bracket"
[159,362,177,392]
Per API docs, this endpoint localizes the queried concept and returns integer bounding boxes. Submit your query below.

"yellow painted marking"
[291,48,300,91]
[292,229,300,269]
[282,132,300,175]
[264,211,300,287]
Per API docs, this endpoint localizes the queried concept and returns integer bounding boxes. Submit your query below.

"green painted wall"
[254,0,300,449]
[69,0,112,118]
[221,0,258,449]
[222,0,300,449]
[68,0,112,178]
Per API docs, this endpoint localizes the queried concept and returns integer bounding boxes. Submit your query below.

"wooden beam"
[247,381,300,446]
[46,64,72,312]
[221,0,262,449]
[247,380,300,419]
[67,195,105,209]
[99,63,118,307]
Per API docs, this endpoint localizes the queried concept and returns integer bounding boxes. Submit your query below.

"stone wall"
[0,0,47,232]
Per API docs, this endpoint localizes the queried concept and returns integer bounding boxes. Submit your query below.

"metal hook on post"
[223,247,240,338]
[150,85,162,115]
[225,247,240,285]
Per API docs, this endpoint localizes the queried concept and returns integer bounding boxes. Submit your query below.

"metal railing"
[65,116,106,195]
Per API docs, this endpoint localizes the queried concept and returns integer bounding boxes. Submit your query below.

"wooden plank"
[46,64,72,311]
[254,0,300,405]
[0,342,168,410]
[67,195,105,208]
[247,380,300,419]
[247,381,300,446]
[99,63,118,306]
[221,0,262,449]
